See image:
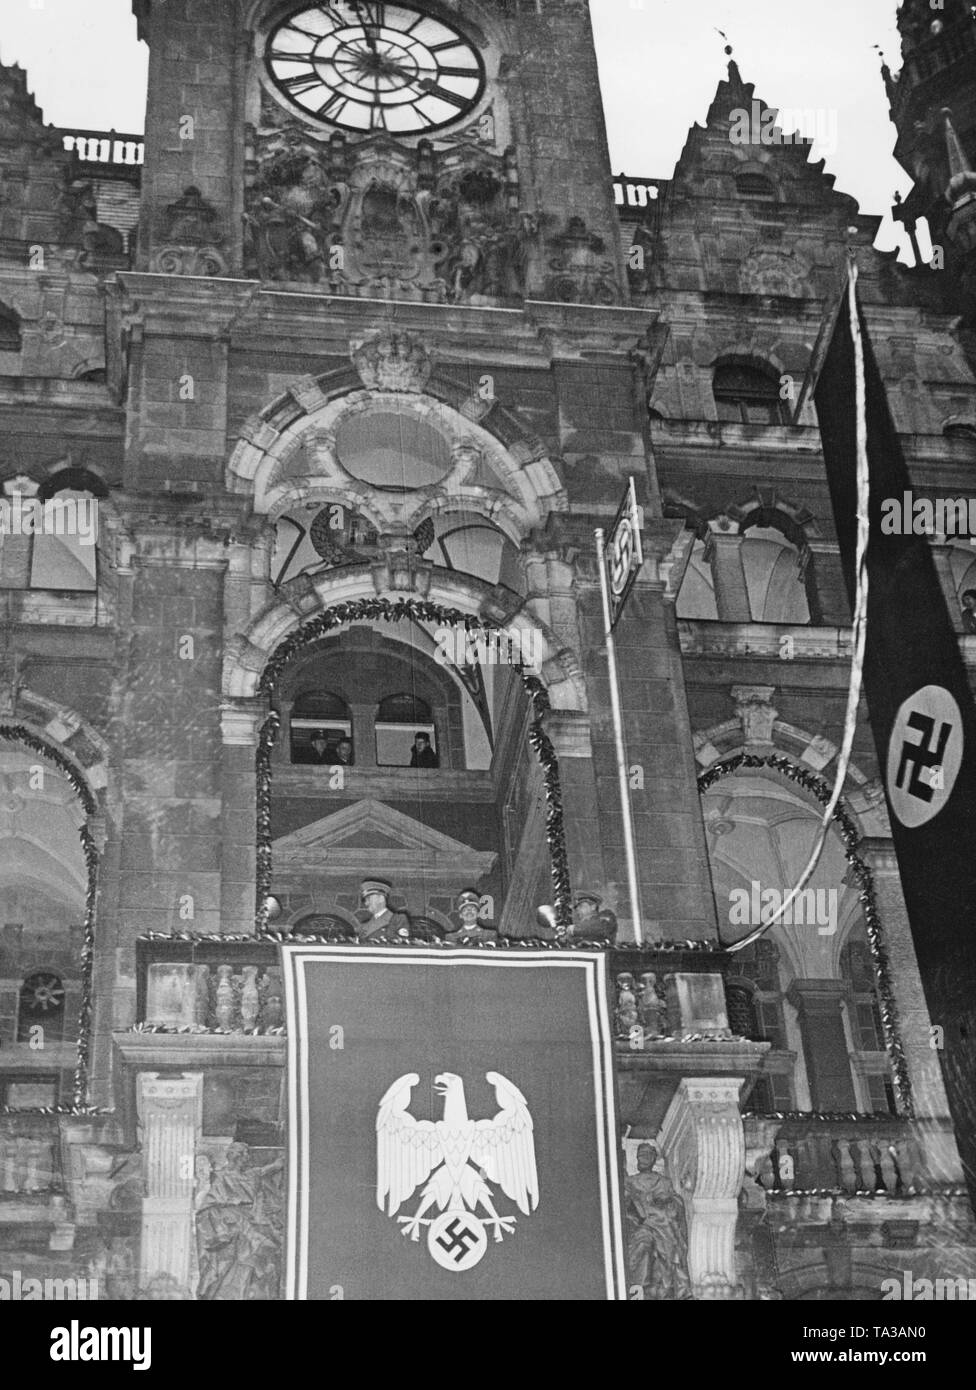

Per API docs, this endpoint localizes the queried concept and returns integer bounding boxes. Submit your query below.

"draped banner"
[281,945,627,1300]
[813,271,976,1201]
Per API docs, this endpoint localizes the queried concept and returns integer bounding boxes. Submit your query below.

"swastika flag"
[814,270,976,1200]
[281,945,627,1300]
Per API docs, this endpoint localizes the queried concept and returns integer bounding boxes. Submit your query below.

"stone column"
[220,702,264,934]
[704,523,751,622]
[658,1077,746,1300]
[136,1073,203,1295]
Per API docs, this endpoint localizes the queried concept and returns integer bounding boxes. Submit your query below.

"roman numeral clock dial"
[265,3,485,134]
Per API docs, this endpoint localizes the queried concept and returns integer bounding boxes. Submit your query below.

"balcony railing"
[58,129,145,170]
[751,1115,924,1196]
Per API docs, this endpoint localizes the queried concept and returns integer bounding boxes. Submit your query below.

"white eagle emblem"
[376,1071,539,1271]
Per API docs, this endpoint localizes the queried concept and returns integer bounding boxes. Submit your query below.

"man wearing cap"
[447,888,495,942]
[355,878,411,942]
[571,891,617,944]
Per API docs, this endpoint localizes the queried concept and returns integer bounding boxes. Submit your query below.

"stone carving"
[614,972,640,1038]
[351,331,431,393]
[243,119,534,304]
[732,684,779,748]
[638,972,666,1035]
[624,1143,693,1300]
[543,215,618,305]
[152,186,227,277]
[740,246,808,297]
[195,1143,285,1301]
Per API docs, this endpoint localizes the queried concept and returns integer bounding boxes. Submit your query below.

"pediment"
[271,797,496,878]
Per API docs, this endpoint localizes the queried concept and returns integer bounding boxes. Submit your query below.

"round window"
[334,410,452,489]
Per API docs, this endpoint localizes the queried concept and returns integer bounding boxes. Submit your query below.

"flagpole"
[595,526,644,946]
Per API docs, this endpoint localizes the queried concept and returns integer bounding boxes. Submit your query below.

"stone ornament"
[624,1143,692,1300]
[543,215,619,306]
[350,331,432,393]
[151,186,227,277]
[243,116,535,304]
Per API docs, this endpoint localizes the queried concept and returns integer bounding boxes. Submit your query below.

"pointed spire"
[943,109,976,208]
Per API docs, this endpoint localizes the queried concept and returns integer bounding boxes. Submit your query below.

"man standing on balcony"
[355,879,411,942]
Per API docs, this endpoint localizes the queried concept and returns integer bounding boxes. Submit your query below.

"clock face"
[265,2,485,135]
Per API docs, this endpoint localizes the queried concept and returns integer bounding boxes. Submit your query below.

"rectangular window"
[375,721,437,768]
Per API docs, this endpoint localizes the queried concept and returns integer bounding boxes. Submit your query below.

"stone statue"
[195,1143,284,1300]
[638,972,665,1035]
[624,1143,692,1300]
[244,155,340,283]
[614,973,639,1036]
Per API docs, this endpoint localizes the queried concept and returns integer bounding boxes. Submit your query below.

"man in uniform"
[355,878,411,942]
[446,888,496,943]
[571,890,618,944]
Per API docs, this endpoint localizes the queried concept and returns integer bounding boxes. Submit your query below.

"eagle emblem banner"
[281,945,626,1300]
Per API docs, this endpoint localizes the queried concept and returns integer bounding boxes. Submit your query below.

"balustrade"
[758,1119,924,1195]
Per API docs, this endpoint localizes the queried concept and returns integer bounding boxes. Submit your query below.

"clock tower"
[108,0,721,1050]
[133,0,629,302]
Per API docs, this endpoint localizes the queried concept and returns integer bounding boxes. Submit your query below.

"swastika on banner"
[428,1212,489,1271]
[885,684,963,828]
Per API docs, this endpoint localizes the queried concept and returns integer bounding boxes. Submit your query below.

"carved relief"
[740,246,808,297]
[543,216,619,306]
[243,117,534,304]
[152,186,228,277]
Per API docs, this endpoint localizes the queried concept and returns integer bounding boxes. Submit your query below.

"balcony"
[749,1114,927,1197]
[58,129,145,176]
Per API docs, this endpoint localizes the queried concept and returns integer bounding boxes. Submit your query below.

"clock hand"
[349,0,379,55]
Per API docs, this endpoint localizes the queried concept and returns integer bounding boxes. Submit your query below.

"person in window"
[309,731,333,763]
[333,737,354,765]
[409,732,439,768]
[961,589,976,634]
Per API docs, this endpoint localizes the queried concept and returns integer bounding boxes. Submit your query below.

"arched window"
[415,513,522,592]
[740,526,811,623]
[375,693,437,768]
[0,302,22,353]
[17,971,66,1043]
[22,486,99,592]
[290,690,353,764]
[713,361,787,425]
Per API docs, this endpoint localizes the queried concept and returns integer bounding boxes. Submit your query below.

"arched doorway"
[253,597,571,938]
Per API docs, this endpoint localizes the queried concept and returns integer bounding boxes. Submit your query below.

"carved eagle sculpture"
[376,1071,539,1243]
